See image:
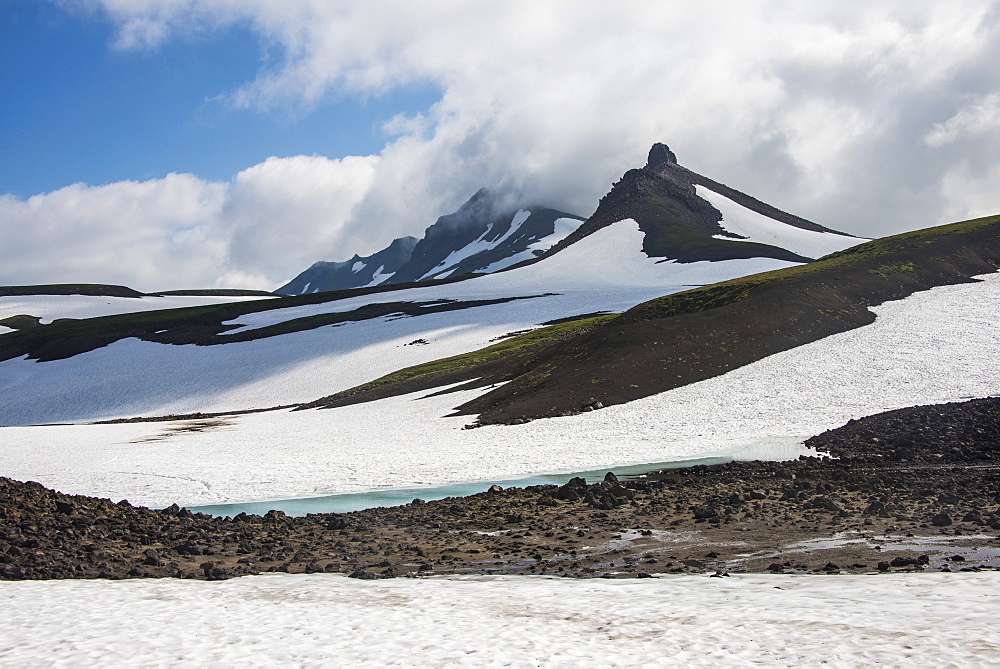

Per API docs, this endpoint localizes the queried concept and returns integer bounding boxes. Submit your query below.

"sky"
[2,1,999,291]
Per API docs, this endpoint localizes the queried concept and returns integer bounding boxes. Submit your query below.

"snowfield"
[696,185,864,259]
[0,220,796,426]
[2,272,997,509]
[0,293,272,325]
[1,572,997,665]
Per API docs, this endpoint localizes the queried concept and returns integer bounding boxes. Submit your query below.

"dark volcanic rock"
[1,398,998,582]
[551,143,837,264]
[931,513,953,527]
[278,188,585,294]
[276,236,418,295]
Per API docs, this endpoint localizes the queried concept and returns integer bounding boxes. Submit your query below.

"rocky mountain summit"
[278,142,860,295]
[278,188,584,294]
[551,143,857,263]
[277,236,419,295]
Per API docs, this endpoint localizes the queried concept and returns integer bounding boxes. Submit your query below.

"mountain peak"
[546,141,856,264]
[646,143,678,170]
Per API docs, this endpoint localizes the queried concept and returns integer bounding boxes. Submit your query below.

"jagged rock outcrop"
[549,143,854,263]
[276,236,418,295]
[279,188,584,294]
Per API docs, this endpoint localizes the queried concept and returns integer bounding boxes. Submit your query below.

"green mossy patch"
[299,314,614,410]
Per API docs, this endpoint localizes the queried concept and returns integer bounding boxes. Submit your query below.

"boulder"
[931,512,952,526]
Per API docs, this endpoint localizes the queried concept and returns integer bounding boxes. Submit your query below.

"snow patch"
[1,572,996,665]
[421,209,535,280]
[424,223,495,278]
[480,216,585,273]
[363,265,392,287]
[0,294,272,325]
[530,216,583,251]
[696,185,865,259]
[351,261,365,273]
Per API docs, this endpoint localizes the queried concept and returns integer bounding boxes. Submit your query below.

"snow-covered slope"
[0,293,273,325]
[2,271,996,508]
[696,185,863,259]
[3,572,996,666]
[0,220,797,427]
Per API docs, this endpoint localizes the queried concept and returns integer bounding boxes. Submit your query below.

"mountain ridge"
[278,142,859,295]
[277,188,585,294]
[548,143,856,264]
[302,213,1000,424]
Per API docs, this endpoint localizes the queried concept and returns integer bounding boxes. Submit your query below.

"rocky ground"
[2,397,998,581]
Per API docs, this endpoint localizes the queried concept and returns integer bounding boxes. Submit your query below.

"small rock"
[348,569,380,580]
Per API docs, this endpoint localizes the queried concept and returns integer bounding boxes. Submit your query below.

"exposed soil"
[2,397,998,582]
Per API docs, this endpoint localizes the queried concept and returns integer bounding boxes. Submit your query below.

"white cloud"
[938,162,1000,223]
[925,92,1000,147]
[220,154,379,278]
[0,155,378,291]
[19,1,1000,289]
[0,174,228,289]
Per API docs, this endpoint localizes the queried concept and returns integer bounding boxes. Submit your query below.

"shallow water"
[190,439,815,517]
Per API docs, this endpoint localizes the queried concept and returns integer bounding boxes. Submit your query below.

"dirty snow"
[697,185,864,259]
[1,572,996,666]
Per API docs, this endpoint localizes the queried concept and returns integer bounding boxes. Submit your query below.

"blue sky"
[1,1,998,290]
[0,0,438,196]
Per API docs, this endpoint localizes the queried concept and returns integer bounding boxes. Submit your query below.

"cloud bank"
[9,0,1000,290]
